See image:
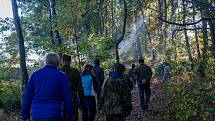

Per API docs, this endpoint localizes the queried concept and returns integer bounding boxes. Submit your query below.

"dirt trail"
[96,78,162,121]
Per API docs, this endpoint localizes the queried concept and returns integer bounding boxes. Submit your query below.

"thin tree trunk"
[74,28,81,70]
[111,0,117,61]
[171,0,178,60]
[135,15,143,59]
[163,0,168,40]
[182,0,193,62]
[11,0,29,91]
[201,11,209,59]
[208,20,215,58]
[49,0,61,45]
[115,0,127,63]
[193,6,201,58]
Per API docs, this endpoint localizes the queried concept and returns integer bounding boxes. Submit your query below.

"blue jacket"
[21,65,73,121]
[81,71,98,96]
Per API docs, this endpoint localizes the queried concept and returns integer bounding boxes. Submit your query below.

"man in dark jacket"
[81,64,98,121]
[60,54,84,121]
[99,63,132,121]
[93,59,104,105]
[21,52,73,121]
[135,59,152,112]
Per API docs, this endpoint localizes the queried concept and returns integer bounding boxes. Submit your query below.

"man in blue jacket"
[21,52,73,121]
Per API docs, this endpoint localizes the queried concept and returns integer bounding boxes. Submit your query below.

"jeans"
[82,96,96,121]
[138,83,151,110]
[97,87,101,105]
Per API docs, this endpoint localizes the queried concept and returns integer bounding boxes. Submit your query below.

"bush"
[0,81,22,113]
[154,71,215,121]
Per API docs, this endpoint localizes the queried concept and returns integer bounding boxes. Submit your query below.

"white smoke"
[119,16,144,53]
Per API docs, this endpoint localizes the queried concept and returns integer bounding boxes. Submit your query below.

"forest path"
[96,77,162,121]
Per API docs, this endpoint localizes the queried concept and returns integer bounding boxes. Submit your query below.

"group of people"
[21,52,153,121]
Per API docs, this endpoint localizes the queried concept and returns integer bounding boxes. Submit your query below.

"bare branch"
[158,17,215,26]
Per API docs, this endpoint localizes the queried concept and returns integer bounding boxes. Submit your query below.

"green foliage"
[0,67,19,81]
[153,60,215,121]
[0,81,22,113]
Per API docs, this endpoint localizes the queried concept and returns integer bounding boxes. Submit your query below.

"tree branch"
[172,27,210,40]
[158,17,215,26]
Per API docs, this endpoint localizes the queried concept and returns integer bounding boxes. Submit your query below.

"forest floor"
[95,77,162,121]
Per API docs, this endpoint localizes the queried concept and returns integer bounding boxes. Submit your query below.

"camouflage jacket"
[99,72,132,115]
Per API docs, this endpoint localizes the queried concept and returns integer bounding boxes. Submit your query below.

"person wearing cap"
[81,64,98,121]
[60,54,84,121]
[99,63,132,121]
[135,59,152,112]
[21,52,73,121]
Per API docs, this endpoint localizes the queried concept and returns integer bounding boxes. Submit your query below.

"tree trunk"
[115,0,127,63]
[11,0,29,91]
[157,0,164,55]
[193,7,201,58]
[135,15,143,59]
[182,0,193,62]
[49,0,61,45]
[163,0,168,39]
[170,0,178,60]
[74,29,81,70]
[157,0,163,27]
[208,20,215,58]
[206,0,215,58]
[201,11,209,59]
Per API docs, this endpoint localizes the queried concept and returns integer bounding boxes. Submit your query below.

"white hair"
[45,52,60,66]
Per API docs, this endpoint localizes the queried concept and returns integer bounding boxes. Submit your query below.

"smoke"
[119,16,144,54]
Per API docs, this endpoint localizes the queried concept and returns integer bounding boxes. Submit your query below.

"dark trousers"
[82,96,96,121]
[138,83,151,110]
[63,94,79,121]
[33,117,63,121]
[106,114,126,121]
[97,88,101,105]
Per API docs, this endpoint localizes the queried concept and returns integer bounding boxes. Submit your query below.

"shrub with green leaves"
[154,71,215,121]
[0,81,22,113]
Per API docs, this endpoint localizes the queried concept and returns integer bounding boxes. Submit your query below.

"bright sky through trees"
[0,0,39,61]
[0,0,13,18]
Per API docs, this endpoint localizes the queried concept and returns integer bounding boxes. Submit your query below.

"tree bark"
[201,11,209,59]
[49,0,61,45]
[208,20,215,58]
[115,0,127,63]
[157,0,164,55]
[170,0,178,60]
[182,0,193,62]
[193,6,201,58]
[11,0,29,91]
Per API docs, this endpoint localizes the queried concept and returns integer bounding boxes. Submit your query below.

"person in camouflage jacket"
[99,63,132,121]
